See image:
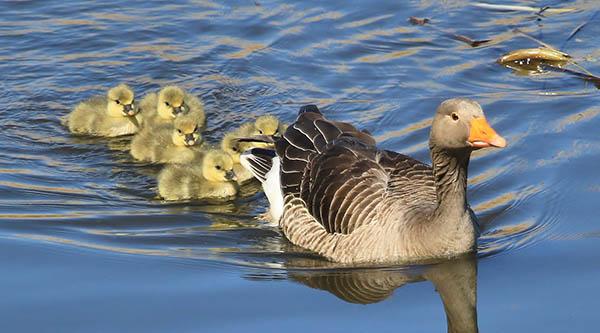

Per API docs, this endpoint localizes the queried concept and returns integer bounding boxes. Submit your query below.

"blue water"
[1,1,600,332]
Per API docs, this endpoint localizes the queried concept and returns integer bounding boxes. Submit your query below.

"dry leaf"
[498,48,571,64]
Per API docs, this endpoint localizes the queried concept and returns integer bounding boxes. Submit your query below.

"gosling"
[218,115,286,183]
[130,115,204,164]
[140,86,206,130]
[239,115,286,149]
[157,149,238,201]
[254,115,286,136]
[66,84,142,137]
[221,131,257,184]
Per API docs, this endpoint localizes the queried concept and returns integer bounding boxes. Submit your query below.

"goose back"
[277,107,437,236]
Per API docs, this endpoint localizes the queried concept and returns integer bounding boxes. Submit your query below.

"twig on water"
[471,3,576,14]
[408,17,491,47]
[566,10,599,42]
[513,28,559,51]
[542,65,600,89]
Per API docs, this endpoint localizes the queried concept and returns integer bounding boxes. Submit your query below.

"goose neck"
[430,145,471,219]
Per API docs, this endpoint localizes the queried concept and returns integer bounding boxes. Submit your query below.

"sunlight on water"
[1,0,600,332]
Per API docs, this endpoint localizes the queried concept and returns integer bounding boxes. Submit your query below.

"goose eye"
[215,165,222,170]
[451,113,459,121]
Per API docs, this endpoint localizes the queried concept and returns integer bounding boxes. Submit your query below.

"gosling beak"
[184,134,196,146]
[172,104,186,116]
[468,117,507,148]
[225,170,237,181]
[123,103,136,116]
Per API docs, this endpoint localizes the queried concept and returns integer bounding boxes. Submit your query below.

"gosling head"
[254,115,281,136]
[202,150,237,182]
[157,86,188,120]
[430,98,507,151]
[107,84,138,117]
[172,116,202,147]
[221,132,250,163]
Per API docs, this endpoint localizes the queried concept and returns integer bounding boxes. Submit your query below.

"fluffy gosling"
[254,115,286,136]
[130,115,203,164]
[157,149,238,201]
[139,86,206,130]
[221,131,257,184]
[66,84,142,137]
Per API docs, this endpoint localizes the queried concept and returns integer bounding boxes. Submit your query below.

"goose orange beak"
[468,117,507,148]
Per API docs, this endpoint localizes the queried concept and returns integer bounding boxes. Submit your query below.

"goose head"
[430,98,506,151]
[202,150,237,182]
[107,84,138,117]
[255,115,282,136]
[172,116,202,147]
[157,86,188,120]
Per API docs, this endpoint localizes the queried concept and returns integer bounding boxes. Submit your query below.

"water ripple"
[0,0,599,274]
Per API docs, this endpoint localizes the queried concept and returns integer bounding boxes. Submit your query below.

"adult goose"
[241,99,506,264]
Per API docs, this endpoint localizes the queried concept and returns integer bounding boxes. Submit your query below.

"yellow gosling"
[130,115,203,164]
[157,149,238,201]
[220,131,257,184]
[66,84,142,137]
[139,85,205,130]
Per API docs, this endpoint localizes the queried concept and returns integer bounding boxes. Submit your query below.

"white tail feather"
[240,151,284,224]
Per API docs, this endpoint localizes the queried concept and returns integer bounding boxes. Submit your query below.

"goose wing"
[277,107,386,234]
[276,106,375,199]
[377,150,437,208]
[303,138,389,234]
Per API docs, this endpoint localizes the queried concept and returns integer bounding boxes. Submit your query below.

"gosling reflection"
[287,256,478,333]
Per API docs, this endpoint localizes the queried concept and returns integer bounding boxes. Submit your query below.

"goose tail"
[240,148,284,223]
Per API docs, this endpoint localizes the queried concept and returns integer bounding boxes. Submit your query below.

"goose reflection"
[283,255,478,333]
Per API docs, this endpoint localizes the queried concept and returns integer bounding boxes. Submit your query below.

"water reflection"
[263,255,478,333]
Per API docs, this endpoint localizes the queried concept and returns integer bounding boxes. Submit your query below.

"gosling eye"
[193,125,198,132]
[177,129,182,134]
[451,112,459,121]
[115,100,121,105]
[215,165,222,170]
[232,147,238,152]
[165,102,170,107]
[258,130,263,134]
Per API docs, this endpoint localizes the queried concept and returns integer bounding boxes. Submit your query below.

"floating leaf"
[498,48,600,88]
[498,48,571,64]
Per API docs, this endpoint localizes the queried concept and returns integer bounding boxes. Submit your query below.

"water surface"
[1,0,600,332]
